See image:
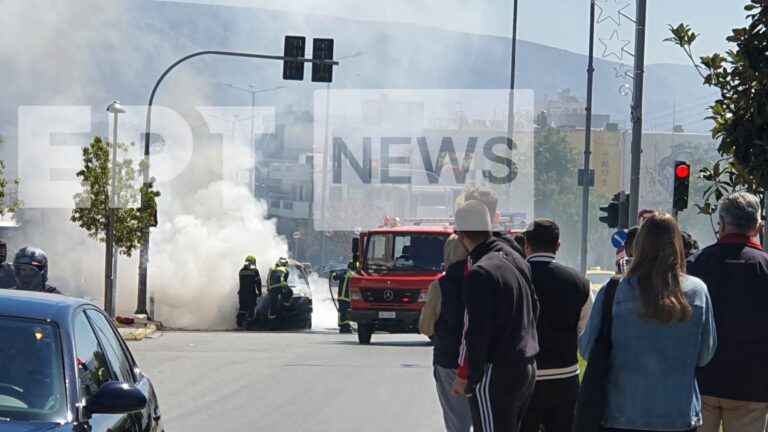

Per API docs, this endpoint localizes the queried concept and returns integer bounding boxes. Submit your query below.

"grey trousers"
[434,366,473,432]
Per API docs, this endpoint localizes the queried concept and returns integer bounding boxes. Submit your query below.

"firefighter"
[13,247,61,294]
[266,257,290,329]
[236,255,262,329]
[335,260,357,334]
[0,241,16,289]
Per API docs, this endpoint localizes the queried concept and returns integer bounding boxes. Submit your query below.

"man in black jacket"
[451,200,539,432]
[520,220,592,432]
[687,192,768,432]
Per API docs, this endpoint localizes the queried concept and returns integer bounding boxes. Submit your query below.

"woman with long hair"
[579,212,717,432]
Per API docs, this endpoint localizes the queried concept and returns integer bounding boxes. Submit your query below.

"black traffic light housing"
[283,35,306,81]
[600,192,631,229]
[283,36,335,83]
[673,160,691,211]
[599,202,619,228]
[311,38,334,83]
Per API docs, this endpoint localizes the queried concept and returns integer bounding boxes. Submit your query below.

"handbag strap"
[599,276,622,347]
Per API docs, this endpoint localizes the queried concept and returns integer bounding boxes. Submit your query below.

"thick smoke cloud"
[0,0,295,329]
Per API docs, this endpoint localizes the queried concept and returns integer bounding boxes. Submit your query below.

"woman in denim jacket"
[580,213,717,432]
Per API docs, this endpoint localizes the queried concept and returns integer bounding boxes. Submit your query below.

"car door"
[85,309,162,432]
[73,310,137,432]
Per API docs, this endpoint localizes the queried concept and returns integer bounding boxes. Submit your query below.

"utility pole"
[506,0,520,158]
[579,0,597,275]
[628,0,648,224]
[319,82,331,270]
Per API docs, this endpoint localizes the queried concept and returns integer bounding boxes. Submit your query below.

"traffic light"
[673,160,690,211]
[615,192,630,229]
[283,35,306,81]
[599,201,619,228]
[311,38,334,83]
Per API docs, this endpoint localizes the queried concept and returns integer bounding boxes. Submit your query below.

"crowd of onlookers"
[420,187,768,432]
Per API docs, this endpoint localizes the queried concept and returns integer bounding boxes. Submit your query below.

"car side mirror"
[86,381,147,415]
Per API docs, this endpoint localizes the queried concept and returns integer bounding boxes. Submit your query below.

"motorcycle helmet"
[14,247,48,291]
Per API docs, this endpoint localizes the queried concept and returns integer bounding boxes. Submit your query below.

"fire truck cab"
[349,219,453,344]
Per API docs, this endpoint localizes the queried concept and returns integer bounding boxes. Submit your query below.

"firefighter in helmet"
[236,255,262,329]
[13,247,61,294]
[334,259,358,334]
[266,257,290,329]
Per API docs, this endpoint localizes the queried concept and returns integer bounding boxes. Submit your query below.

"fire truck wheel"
[357,323,373,345]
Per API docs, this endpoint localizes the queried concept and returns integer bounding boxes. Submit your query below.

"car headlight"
[350,291,362,301]
[418,292,428,303]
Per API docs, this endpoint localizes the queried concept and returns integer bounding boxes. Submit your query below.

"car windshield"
[365,233,448,272]
[587,272,613,287]
[0,317,67,423]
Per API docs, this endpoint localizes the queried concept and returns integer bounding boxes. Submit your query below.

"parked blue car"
[0,290,163,431]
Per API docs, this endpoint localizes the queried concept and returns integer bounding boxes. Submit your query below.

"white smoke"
[148,181,288,329]
[308,273,339,331]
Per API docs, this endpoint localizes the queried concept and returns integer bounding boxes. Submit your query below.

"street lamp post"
[105,101,125,317]
[318,52,366,269]
[135,50,339,316]
[220,84,285,196]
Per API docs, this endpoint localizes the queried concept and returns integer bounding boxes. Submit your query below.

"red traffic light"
[675,164,690,179]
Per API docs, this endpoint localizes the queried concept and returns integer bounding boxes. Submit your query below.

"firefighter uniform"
[236,257,262,328]
[336,261,357,334]
[267,260,290,327]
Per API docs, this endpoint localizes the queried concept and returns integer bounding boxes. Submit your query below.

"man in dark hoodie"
[451,201,539,432]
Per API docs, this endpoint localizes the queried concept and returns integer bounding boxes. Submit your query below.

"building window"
[283,201,294,210]
[270,200,280,209]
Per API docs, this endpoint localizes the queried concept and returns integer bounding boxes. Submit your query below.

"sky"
[155,0,748,65]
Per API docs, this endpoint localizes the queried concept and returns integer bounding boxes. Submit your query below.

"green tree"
[533,127,620,269]
[0,135,22,219]
[534,127,579,265]
[71,137,159,257]
[667,1,768,241]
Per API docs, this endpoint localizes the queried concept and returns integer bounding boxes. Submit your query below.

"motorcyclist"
[236,255,262,329]
[0,241,17,289]
[266,257,291,330]
[333,260,357,334]
[13,247,61,294]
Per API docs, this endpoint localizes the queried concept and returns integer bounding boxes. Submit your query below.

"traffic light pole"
[135,50,339,316]
[580,0,597,275]
[628,0,648,226]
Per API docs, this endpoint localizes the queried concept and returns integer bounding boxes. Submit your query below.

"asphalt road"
[129,330,447,432]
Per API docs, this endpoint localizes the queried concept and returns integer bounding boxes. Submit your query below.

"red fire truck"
[348,216,527,344]
[347,218,452,344]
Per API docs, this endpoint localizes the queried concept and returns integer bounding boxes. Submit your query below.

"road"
[130,330,446,432]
